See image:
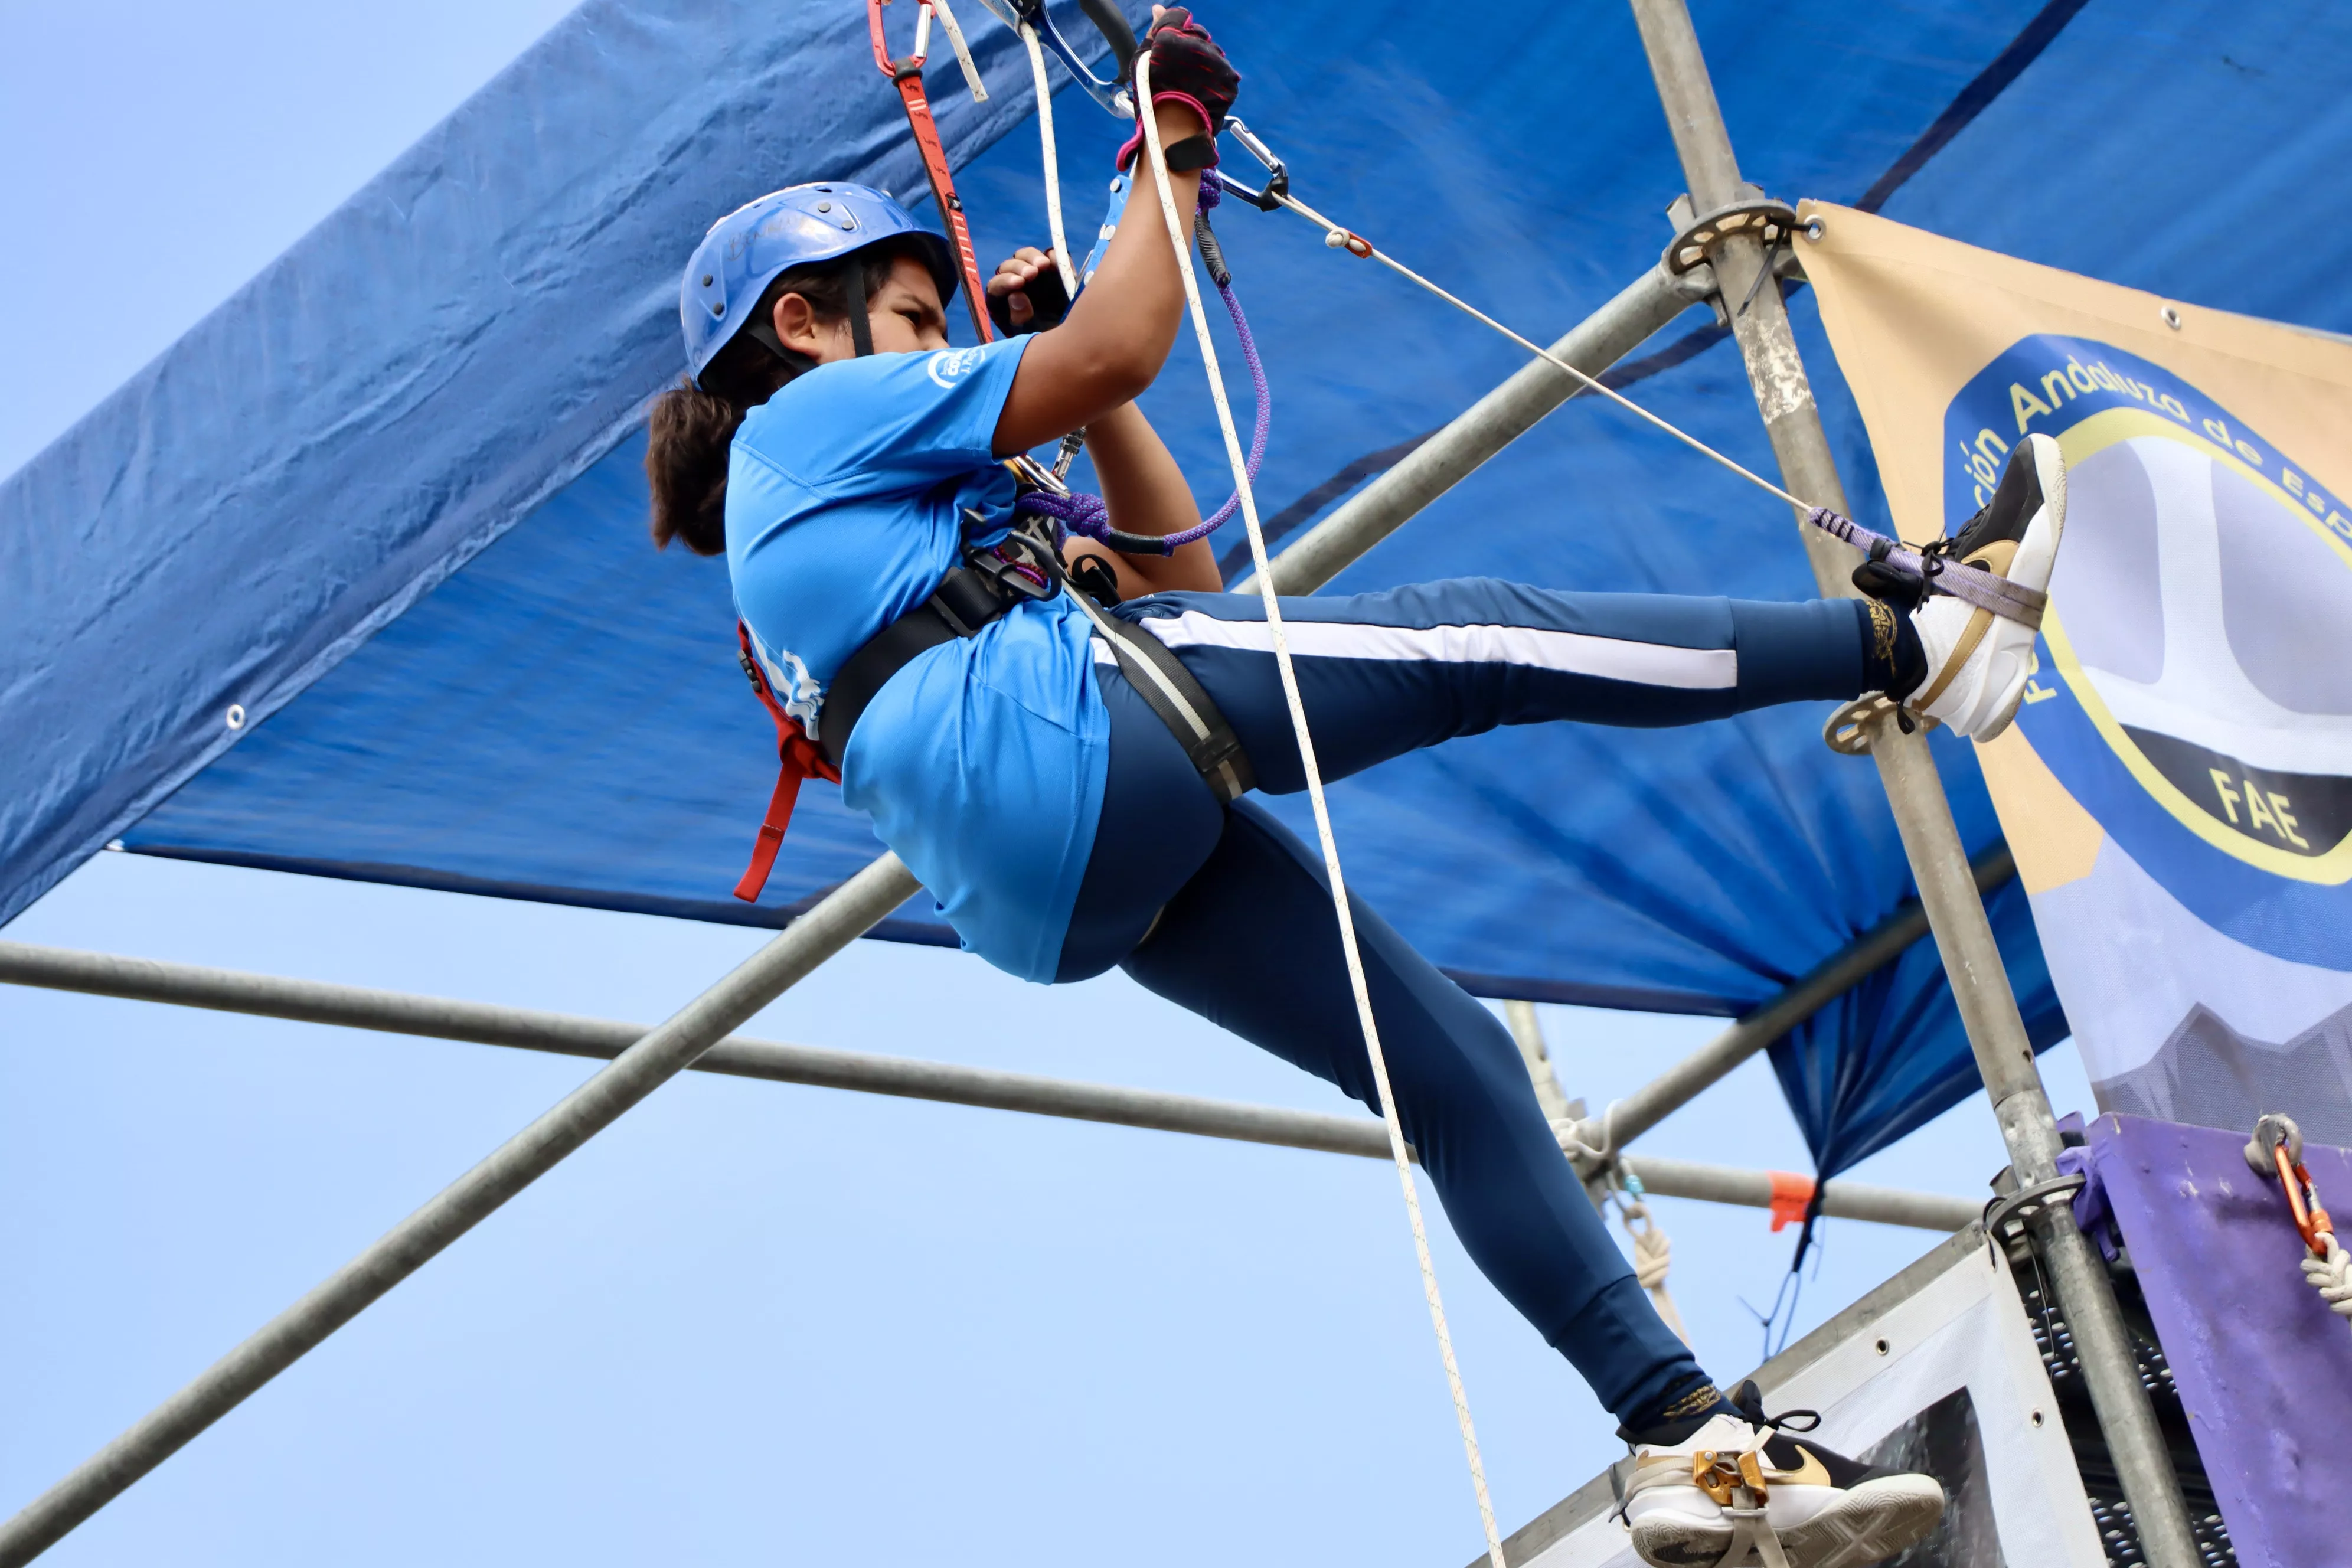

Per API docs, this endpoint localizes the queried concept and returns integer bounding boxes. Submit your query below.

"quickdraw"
[868,0,996,343]
[2248,1112,2335,1258]
[2246,1112,2352,1333]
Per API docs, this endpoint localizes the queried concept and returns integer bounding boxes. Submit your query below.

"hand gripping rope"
[1131,53,1511,1568]
[999,11,1268,557]
[1014,179,1272,556]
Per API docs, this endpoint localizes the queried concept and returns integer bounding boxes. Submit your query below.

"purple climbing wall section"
[2086,1113,2352,1566]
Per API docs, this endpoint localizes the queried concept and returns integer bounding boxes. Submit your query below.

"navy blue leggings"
[1054,580,1873,1423]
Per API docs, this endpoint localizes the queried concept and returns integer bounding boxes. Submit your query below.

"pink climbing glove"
[1115,7,1240,172]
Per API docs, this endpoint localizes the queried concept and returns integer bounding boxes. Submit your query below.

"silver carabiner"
[1210,118,1289,213]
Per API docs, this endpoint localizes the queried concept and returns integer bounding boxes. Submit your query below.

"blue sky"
[0,4,2096,1564]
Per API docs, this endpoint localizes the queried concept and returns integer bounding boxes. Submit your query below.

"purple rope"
[1016,273,1270,556]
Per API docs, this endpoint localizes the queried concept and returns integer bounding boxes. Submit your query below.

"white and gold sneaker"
[1900,432,2067,743]
[1623,1383,1945,1568]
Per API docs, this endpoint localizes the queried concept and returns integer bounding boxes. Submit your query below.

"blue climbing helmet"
[680,182,959,386]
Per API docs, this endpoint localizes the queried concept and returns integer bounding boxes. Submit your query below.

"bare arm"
[1063,401,1222,595]
[990,99,1205,456]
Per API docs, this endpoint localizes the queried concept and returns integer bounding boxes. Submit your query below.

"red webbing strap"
[868,0,995,344]
[734,622,841,903]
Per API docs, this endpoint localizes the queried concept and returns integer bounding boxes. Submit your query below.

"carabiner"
[1210,118,1290,213]
[971,0,1134,116]
[868,0,933,80]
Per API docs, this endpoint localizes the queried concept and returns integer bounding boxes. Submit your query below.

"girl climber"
[647,11,2062,1565]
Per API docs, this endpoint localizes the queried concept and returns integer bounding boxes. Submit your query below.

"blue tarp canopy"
[9,0,2343,1177]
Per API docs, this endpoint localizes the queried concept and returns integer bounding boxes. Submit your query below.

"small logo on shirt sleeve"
[926,347,989,388]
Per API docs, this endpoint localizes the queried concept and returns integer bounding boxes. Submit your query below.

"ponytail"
[645,241,926,555]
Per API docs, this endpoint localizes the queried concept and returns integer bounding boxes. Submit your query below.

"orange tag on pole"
[1768,1171,1817,1233]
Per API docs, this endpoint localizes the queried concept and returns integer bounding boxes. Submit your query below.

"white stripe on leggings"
[1133,609,1738,690]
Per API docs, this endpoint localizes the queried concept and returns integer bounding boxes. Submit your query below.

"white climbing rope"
[1261,187,1811,517]
[2302,1233,2352,1327]
[1616,1193,1691,1348]
[1018,22,1080,296]
[930,0,989,102]
[1553,1098,1621,1167]
[1135,57,1507,1568]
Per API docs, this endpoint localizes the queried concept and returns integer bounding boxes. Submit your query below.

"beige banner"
[1798,202,2352,1139]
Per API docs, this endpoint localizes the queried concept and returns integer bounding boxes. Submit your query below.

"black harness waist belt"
[816,551,1254,808]
[815,561,1015,774]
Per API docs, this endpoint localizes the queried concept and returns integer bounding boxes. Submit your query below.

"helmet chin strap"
[842,255,874,357]
[741,255,874,375]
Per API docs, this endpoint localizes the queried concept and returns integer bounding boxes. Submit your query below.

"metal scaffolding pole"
[1566,845,2013,1157]
[0,855,920,1568]
[0,269,1700,1562]
[0,941,1976,1230]
[1624,2,2199,1560]
[5,838,2000,1174]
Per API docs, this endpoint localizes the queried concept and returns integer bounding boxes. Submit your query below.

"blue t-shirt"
[725,338,1108,983]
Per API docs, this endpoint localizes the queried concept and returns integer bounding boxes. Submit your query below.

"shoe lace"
[1914,534,1957,582]
[1732,1390,1822,1436]
[1753,1406,1821,1434]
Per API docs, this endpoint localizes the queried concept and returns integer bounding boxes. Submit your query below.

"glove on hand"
[1115,7,1239,171]
[985,253,1071,337]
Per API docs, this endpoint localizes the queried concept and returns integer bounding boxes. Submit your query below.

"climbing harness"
[729,528,1049,903]
[870,0,997,342]
[731,502,1254,904]
[1066,587,1254,802]
[2246,1113,2352,1330]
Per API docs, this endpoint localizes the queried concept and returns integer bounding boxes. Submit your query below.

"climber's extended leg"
[1109,793,1712,1428]
[1102,432,2066,776]
[1114,585,1902,790]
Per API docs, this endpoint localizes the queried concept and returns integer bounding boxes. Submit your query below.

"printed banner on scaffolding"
[1800,201,2352,1144]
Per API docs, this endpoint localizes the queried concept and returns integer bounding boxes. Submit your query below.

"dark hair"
[645,243,922,554]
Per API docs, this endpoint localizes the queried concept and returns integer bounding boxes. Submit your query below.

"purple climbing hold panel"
[2085,1112,2352,1566]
